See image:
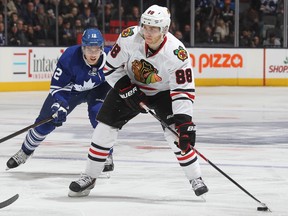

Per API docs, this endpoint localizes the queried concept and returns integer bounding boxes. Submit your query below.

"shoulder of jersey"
[119,26,141,42]
[104,46,112,54]
[61,45,81,58]
[166,33,190,63]
[59,45,82,66]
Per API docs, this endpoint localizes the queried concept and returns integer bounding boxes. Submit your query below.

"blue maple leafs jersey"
[49,45,110,105]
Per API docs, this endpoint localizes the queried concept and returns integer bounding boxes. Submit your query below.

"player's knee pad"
[89,102,103,128]
[92,122,118,149]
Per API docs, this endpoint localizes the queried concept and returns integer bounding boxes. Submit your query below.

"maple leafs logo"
[74,78,95,91]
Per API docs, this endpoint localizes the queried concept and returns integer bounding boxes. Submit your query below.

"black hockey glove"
[119,84,147,113]
[51,102,68,124]
[176,122,196,154]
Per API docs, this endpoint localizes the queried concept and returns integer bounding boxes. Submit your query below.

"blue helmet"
[82,28,104,48]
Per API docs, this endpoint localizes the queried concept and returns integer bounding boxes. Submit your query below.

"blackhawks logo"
[132,59,162,84]
[121,27,135,37]
[173,46,188,62]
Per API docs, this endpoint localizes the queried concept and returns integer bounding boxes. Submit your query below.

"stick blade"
[0,194,19,209]
[257,203,272,212]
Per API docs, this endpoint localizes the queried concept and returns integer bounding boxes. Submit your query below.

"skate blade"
[68,189,91,197]
[99,172,111,179]
[200,194,207,202]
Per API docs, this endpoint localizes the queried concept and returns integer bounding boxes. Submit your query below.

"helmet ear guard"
[140,5,171,35]
[82,28,104,49]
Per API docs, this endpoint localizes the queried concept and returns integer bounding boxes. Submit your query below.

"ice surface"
[0,87,287,216]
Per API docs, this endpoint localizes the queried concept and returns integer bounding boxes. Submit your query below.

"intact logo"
[173,46,188,62]
[12,48,64,79]
[121,27,135,38]
[132,59,162,84]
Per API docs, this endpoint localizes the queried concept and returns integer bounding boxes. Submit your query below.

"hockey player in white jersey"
[69,5,208,197]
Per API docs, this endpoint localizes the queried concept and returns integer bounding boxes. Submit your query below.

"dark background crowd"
[192,0,284,47]
[0,0,285,48]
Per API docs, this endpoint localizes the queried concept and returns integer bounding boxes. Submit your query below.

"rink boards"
[0,47,287,91]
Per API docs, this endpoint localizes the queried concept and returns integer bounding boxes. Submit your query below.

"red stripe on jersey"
[177,150,195,161]
[170,92,195,100]
[138,84,157,91]
[89,148,109,157]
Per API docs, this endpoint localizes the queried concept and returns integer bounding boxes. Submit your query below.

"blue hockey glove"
[119,84,147,113]
[176,122,196,154]
[51,102,68,124]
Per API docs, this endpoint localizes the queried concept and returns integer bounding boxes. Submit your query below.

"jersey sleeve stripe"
[170,92,195,100]
[172,97,194,103]
[105,61,117,69]
[50,85,72,96]
[137,84,157,91]
[172,88,195,92]
[104,61,119,76]
[104,68,115,76]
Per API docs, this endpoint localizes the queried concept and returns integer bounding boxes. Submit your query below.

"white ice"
[0,87,287,216]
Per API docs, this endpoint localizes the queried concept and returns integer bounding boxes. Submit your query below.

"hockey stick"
[0,194,19,209]
[140,102,271,212]
[0,116,54,144]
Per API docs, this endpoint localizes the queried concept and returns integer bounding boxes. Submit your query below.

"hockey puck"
[257,206,269,211]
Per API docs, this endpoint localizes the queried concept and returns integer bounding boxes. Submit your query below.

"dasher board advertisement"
[265,49,288,86]
[188,48,264,86]
[0,47,65,82]
[0,47,65,91]
[0,47,287,91]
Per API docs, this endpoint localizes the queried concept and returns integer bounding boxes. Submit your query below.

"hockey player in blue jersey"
[6,28,114,172]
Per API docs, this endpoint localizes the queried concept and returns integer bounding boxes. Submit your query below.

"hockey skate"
[190,177,209,196]
[68,173,96,197]
[6,149,31,170]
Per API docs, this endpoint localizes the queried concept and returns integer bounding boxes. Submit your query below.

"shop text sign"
[266,50,288,76]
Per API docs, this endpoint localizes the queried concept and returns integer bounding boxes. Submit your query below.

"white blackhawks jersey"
[104,26,195,118]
